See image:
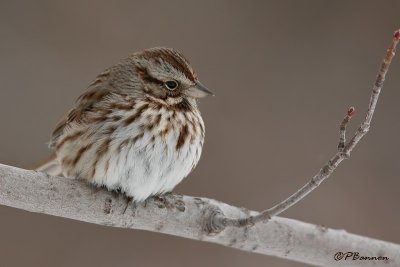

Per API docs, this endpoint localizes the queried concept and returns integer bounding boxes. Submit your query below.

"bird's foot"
[153,193,185,212]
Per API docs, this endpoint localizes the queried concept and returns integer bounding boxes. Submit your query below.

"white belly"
[58,103,204,202]
[101,125,202,201]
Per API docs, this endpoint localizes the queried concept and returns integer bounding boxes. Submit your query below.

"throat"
[170,97,194,111]
[147,95,195,111]
[165,96,183,105]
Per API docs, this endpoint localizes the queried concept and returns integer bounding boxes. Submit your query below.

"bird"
[36,47,213,202]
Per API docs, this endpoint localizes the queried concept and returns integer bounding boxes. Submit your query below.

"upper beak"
[185,81,215,98]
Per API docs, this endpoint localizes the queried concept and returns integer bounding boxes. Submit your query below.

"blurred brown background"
[0,1,399,266]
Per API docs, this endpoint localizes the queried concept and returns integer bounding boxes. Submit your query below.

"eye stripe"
[135,66,164,86]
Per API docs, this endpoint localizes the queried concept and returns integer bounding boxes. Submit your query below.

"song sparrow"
[36,47,213,202]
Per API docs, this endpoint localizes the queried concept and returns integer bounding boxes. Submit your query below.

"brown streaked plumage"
[176,124,190,151]
[72,143,93,166]
[123,103,150,126]
[36,47,214,202]
[140,49,197,82]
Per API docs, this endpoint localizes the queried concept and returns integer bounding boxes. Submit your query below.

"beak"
[185,81,215,98]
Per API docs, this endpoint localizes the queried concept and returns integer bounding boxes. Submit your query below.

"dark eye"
[165,80,178,90]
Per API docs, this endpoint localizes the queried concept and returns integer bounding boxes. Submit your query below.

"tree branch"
[0,163,399,267]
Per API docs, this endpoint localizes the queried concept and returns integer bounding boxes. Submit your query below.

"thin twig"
[223,29,400,227]
[338,106,355,151]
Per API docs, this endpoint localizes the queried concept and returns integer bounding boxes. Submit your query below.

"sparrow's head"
[132,47,214,101]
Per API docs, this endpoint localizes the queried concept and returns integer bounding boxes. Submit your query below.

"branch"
[338,106,355,151]
[221,29,400,227]
[0,163,399,267]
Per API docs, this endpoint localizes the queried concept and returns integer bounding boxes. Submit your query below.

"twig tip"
[394,29,400,40]
[347,106,355,117]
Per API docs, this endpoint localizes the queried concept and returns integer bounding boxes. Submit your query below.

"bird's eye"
[165,80,179,90]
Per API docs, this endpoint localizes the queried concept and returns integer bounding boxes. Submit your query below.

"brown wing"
[49,108,82,149]
[49,71,112,149]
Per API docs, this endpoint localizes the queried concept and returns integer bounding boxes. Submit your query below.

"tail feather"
[33,154,63,177]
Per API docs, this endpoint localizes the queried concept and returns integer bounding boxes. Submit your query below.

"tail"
[33,153,63,177]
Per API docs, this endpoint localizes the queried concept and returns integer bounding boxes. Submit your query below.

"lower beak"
[185,81,215,98]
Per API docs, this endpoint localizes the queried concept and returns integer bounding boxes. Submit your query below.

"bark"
[0,163,398,267]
